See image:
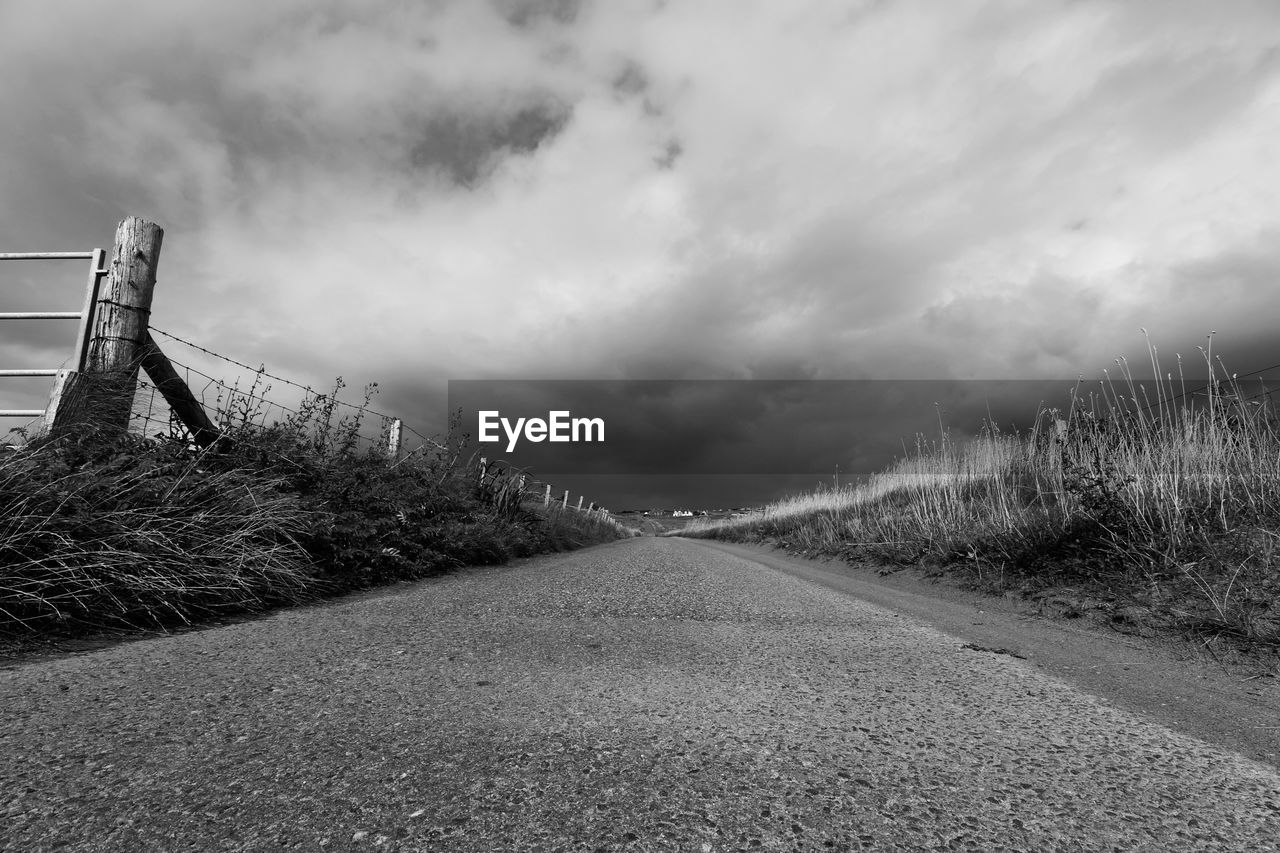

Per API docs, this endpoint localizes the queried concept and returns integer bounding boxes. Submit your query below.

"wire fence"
[3,220,625,527]
[4,321,621,521]
[126,328,621,522]
[130,326,442,457]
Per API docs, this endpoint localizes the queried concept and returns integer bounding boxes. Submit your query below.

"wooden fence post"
[386,418,402,461]
[576,496,584,511]
[543,484,551,506]
[137,332,220,448]
[49,217,163,438]
[562,489,569,508]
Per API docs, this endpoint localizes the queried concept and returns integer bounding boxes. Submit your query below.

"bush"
[0,381,632,639]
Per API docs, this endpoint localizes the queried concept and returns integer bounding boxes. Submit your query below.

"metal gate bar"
[1,249,108,421]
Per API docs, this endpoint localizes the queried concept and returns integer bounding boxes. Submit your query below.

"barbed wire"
[149,325,445,451]
[122,352,394,460]
[162,354,305,420]
[152,326,392,418]
[3,323,611,514]
[125,365,608,511]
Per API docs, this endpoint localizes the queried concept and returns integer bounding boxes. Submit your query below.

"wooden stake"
[86,218,163,375]
[138,332,221,448]
[387,418,402,461]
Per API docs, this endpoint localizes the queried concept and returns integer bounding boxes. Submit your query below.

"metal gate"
[0,249,107,433]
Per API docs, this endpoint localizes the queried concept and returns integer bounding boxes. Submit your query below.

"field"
[613,510,744,536]
[680,344,1280,664]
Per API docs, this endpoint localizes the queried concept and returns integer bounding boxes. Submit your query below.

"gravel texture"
[3,537,1279,852]
[698,539,1280,768]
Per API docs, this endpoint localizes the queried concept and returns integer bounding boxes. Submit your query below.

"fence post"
[562,489,569,508]
[576,496,584,511]
[137,332,220,448]
[387,418,402,461]
[48,217,163,439]
[543,484,551,506]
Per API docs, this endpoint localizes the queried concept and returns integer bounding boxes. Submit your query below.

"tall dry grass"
[0,378,633,640]
[0,436,316,634]
[685,339,1280,646]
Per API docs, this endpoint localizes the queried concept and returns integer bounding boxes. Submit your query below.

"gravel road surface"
[3,537,1279,852]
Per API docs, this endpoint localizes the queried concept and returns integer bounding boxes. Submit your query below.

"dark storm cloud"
[611,61,649,97]
[409,100,573,186]
[1170,237,1280,308]
[448,380,1087,479]
[5,1,1280,506]
[492,0,583,28]
[654,139,682,170]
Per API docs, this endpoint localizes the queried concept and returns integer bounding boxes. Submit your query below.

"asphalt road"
[3,537,1279,852]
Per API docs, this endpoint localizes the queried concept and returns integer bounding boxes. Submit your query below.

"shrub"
[0,380,632,638]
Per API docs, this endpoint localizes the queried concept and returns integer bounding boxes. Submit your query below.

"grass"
[0,378,636,641]
[682,336,1280,659]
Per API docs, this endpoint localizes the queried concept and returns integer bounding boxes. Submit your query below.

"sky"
[2,0,1279,508]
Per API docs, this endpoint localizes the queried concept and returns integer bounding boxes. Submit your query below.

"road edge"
[687,537,1280,769]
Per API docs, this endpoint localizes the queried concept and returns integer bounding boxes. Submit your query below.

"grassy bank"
[0,387,635,640]
[682,346,1280,660]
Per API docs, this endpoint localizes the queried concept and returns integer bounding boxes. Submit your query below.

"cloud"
[3,0,1280,501]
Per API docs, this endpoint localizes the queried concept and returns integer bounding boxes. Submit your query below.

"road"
[3,537,1278,852]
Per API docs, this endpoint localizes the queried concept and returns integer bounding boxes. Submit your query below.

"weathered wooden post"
[48,217,163,438]
[562,489,569,509]
[386,418,402,461]
[543,484,551,506]
[576,496,584,512]
[137,332,220,448]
